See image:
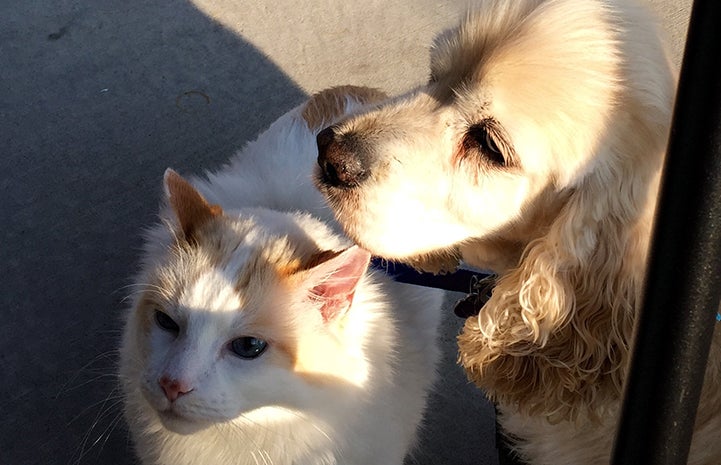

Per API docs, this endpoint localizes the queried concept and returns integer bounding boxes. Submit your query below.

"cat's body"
[119,88,443,465]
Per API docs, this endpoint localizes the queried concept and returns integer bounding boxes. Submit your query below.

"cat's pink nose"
[158,375,192,402]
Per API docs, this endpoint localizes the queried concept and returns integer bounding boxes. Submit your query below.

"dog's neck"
[459,238,524,274]
[459,185,571,274]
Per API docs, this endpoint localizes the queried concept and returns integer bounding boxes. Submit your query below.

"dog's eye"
[464,125,505,166]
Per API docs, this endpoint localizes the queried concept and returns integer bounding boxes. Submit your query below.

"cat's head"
[122,170,375,435]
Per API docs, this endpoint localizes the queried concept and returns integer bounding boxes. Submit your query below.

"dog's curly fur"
[315,1,721,463]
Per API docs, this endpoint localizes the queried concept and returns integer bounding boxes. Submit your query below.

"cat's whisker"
[73,408,125,465]
[72,395,125,465]
[253,450,267,465]
[218,417,271,453]
[277,408,333,443]
[243,442,273,465]
[113,282,146,293]
[60,372,120,394]
[228,410,332,460]
[249,450,262,465]
[234,414,278,437]
[118,282,171,304]
[87,399,124,436]
[261,449,274,465]
[68,392,124,426]
[93,409,125,454]
[114,282,167,296]
[55,351,120,398]
[119,290,152,304]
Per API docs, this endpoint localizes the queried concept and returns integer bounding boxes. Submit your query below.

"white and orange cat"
[119,87,444,465]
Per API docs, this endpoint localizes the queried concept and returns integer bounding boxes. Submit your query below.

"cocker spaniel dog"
[315,0,721,463]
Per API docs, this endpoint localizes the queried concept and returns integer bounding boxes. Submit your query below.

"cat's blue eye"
[154,310,180,333]
[230,337,268,359]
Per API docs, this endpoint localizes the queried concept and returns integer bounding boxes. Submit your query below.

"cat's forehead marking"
[230,235,315,291]
[232,246,288,294]
[183,267,245,313]
[275,258,303,278]
[191,220,279,294]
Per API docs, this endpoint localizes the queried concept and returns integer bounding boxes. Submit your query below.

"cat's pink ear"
[163,169,222,242]
[304,246,371,322]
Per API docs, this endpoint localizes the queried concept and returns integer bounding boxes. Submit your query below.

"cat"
[119,87,444,465]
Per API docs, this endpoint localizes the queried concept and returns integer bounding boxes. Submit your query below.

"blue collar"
[370,258,491,293]
[370,258,495,318]
[372,258,721,323]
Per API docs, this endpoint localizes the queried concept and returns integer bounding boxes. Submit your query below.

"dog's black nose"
[316,126,370,188]
[316,126,336,160]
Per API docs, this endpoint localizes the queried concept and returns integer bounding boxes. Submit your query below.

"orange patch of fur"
[301,85,387,130]
[165,170,223,241]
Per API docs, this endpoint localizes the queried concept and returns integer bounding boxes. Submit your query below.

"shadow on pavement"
[0,1,304,463]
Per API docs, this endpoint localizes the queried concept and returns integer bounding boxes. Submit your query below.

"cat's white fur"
[119,88,443,465]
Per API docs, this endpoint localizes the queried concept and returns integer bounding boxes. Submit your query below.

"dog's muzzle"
[316,126,371,189]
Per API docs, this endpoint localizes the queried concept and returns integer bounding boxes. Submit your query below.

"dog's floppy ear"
[456,25,676,417]
[458,163,657,421]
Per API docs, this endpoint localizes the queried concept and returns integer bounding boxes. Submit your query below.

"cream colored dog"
[315,0,721,464]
